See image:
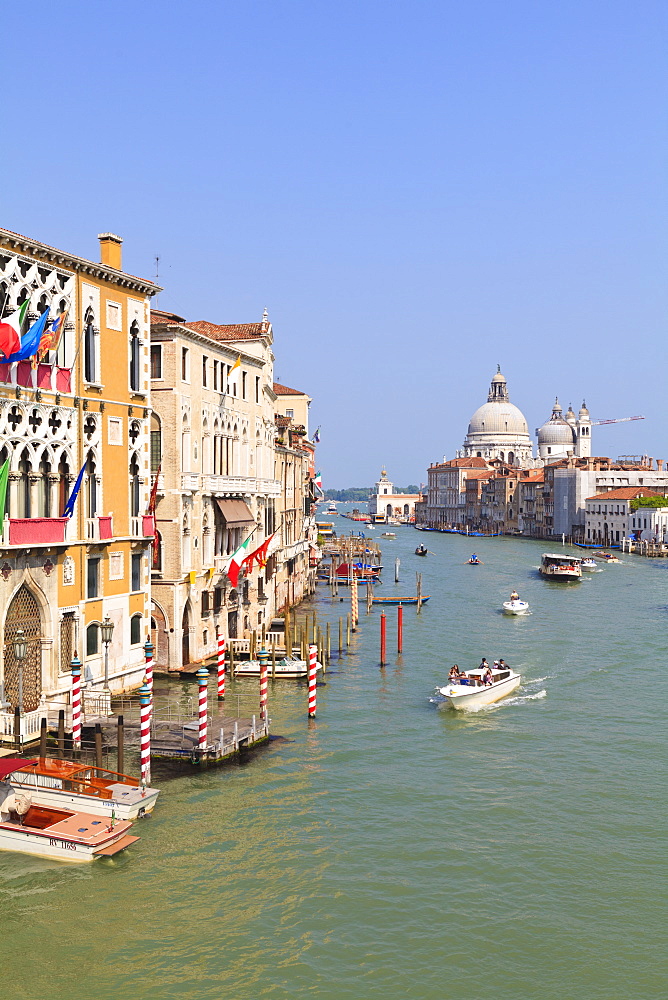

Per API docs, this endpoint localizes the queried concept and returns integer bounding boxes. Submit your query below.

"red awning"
[0,758,37,779]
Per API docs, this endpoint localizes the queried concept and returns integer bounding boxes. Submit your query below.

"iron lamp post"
[101,616,114,691]
[13,628,27,715]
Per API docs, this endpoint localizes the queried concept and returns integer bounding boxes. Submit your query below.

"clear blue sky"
[4,1,666,486]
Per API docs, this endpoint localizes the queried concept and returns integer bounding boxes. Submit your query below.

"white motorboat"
[9,758,159,821]
[0,762,139,862]
[233,655,322,679]
[435,665,521,711]
[580,557,598,571]
[539,553,582,580]
[502,599,530,615]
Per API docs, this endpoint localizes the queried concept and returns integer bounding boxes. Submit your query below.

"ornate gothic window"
[129,320,140,391]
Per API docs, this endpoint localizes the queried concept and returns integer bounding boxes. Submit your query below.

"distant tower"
[576,401,591,457]
[375,468,394,496]
[565,404,576,428]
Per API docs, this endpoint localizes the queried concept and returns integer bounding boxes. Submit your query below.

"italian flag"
[313,471,323,495]
[0,301,29,360]
[227,534,253,588]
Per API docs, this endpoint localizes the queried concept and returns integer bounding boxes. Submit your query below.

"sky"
[3,1,666,487]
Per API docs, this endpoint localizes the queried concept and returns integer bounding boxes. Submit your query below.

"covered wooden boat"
[10,758,159,821]
[233,655,322,679]
[0,761,139,862]
[336,562,381,580]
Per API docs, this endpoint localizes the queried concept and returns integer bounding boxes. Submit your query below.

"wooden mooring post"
[58,709,65,757]
[39,717,47,758]
[117,715,125,774]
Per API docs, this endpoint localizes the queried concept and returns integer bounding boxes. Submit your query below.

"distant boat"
[372,595,430,605]
[502,599,530,615]
[415,545,428,556]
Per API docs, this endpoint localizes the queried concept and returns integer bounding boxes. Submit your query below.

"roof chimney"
[657,459,664,472]
[98,233,123,270]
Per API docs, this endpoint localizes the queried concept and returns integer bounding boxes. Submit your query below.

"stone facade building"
[148,309,280,669]
[368,469,421,523]
[0,228,159,730]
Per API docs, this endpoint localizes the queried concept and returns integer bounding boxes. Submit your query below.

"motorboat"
[596,551,620,563]
[539,553,582,580]
[335,562,382,581]
[326,502,337,514]
[233,655,322,679]
[9,758,159,821]
[381,532,396,538]
[0,761,139,862]
[502,599,530,615]
[435,665,521,711]
[580,557,598,571]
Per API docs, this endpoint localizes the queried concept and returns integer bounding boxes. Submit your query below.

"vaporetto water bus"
[539,553,582,580]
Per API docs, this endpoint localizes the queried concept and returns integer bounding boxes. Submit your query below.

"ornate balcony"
[4,517,68,546]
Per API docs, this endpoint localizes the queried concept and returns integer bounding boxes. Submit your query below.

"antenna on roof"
[154,255,160,307]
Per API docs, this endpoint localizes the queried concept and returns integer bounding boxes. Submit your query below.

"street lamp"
[101,616,114,690]
[13,628,27,715]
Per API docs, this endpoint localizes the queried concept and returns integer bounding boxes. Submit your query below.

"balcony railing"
[86,515,113,541]
[201,474,282,496]
[130,515,156,538]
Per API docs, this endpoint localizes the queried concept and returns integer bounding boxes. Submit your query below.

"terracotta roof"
[520,470,545,482]
[431,457,489,469]
[273,381,307,396]
[585,487,664,502]
[463,471,492,481]
[151,308,185,324]
[187,320,268,341]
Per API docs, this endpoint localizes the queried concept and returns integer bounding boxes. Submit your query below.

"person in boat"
[483,666,494,686]
[479,658,489,670]
[498,658,508,669]
[510,590,519,602]
[448,665,460,680]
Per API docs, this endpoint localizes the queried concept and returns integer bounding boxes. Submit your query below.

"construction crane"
[591,416,645,427]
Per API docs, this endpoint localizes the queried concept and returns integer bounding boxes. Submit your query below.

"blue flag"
[313,426,321,443]
[4,308,51,363]
[63,461,86,518]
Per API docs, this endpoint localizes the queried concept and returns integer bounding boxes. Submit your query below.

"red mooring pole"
[380,612,387,666]
[397,605,403,654]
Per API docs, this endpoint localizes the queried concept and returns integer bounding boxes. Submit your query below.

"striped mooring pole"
[258,647,269,720]
[197,666,209,750]
[144,637,154,723]
[71,653,82,750]
[308,643,318,718]
[217,632,226,700]
[139,679,151,786]
[397,604,403,654]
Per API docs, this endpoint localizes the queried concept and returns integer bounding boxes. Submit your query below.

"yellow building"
[0,228,159,737]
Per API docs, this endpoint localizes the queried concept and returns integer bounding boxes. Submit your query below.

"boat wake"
[499,688,547,707]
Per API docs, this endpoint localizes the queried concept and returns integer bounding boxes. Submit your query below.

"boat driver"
[510,590,519,602]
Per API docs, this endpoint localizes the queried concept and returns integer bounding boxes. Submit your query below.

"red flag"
[147,466,161,515]
[242,533,275,573]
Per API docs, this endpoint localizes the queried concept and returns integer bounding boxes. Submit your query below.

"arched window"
[129,452,140,517]
[0,445,9,516]
[181,414,190,472]
[499,452,505,462]
[150,413,161,473]
[84,308,96,383]
[86,622,99,656]
[58,452,70,517]
[85,451,97,517]
[38,454,51,517]
[129,320,140,391]
[17,448,31,518]
[130,614,142,645]
[508,452,515,466]
[55,298,68,367]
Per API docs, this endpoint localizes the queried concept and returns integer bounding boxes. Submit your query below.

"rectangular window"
[131,553,142,592]
[109,552,124,580]
[255,375,260,403]
[242,371,247,399]
[213,587,223,612]
[87,557,100,599]
[86,624,99,656]
[201,591,210,618]
[213,360,219,391]
[181,347,189,381]
[286,408,294,419]
[150,430,161,473]
[130,615,142,645]
[106,301,122,331]
[150,344,162,379]
[108,416,123,445]
[202,355,208,387]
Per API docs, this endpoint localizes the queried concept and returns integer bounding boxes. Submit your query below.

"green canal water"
[2,523,666,999]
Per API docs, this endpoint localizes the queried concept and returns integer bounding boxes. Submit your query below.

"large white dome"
[460,368,534,467]
[467,401,529,437]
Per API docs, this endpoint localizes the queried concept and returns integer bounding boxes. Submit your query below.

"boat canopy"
[0,758,37,779]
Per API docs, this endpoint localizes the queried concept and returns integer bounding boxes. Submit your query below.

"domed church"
[536,398,591,462]
[458,367,534,467]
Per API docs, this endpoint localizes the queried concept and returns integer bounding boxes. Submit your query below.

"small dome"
[565,404,576,422]
[537,419,575,446]
[579,400,589,417]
